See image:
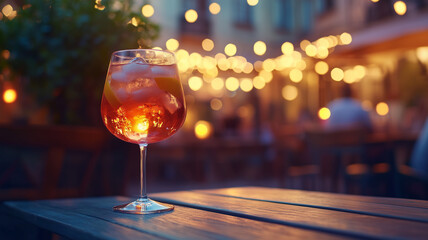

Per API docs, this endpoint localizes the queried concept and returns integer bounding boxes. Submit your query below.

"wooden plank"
[4,198,160,240]
[196,187,428,222]
[4,197,348,240]
[151,191,428,240]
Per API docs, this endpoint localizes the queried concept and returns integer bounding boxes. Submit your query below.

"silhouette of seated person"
[326,85,372,131]
[410,118,428,177]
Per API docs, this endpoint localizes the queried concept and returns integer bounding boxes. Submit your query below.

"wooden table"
[3,187,428,239]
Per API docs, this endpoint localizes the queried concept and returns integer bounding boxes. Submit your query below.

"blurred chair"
[0,125,109,200]
[304,127,370,193]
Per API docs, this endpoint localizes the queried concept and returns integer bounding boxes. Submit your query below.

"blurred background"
[0,0,428,210]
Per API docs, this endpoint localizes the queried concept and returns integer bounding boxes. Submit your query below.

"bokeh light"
[142,4,154,18]
[315,61,329,75]
[185,9,198,23]
[210,98,223,111]
[209,2,221,15]
[340,32,352,45]
[225,77,239,91]
[166,38,179,51]
[247,0,259,6]
[224,43,237,56]
[394,1,407,15]
[253,76,266,89]
[376,102,389,116]
[281,42,294,55]
[318,107,331,120]
[305,45,317,57]
[331,68,344,81]
[202,38,215,51]
[211,77,224,90]
[253,41,267,56]
[240,78,254,92]
[282,85,298,101]
[289,69,303,83]
[188,76,203,91]
[3,89,17,104]
[194,121,213,140]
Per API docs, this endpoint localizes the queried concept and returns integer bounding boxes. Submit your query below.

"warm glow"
[135,120,149,133]
[152,47,162,50]
[211,77,224,90]
[243,62,254,74]
[394,1,407,15]
[185,9,198,23]
[316,47,329,59]
[343,69,356,84]
[166,38,179,51]
[416,47,428,63]
[3,89,17,103]
[224,43,237,56]
[289,69,303,83]
[362,100,373,111]
[210,98,223,110]
[194,121,213,139]
[282,85,298,101]
[225,77,239,91]
[259,70,273,83]
[315,61,329,75]
[130,17,138,27]
[262,59,276,72]
[371,0,379,2]
[253,41,267,56]
[188,76,203,91]
[318,107,331,120]
[331,68,344,81]
[240,78,253,92]
[209,2,221,15]
[142,4,154,18]
[281,42,294,55]
[2,50,10,60]
[2,5,13,17]
[340,32,352,45]
[353,65,366,79]
[253,76,266,89]
[247,0,259,6]
[254,61,263,72]
[376,102,389,116]
[202,38,214,51]
[305,45,317,57]
[300,40,311,51]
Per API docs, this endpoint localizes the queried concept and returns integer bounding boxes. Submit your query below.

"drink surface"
[101,61,186,144]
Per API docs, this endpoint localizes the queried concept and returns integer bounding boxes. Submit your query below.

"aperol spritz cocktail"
[101,49,186,214]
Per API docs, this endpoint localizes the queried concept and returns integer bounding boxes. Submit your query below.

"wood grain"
[4,196,347,240]
[151,191,428,239]
[196,187,428,222]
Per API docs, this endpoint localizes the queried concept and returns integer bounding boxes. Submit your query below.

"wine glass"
[101,49,186,214]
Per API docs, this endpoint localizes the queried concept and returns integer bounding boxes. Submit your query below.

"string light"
[210,98,223,110]
[394,1,407,15]
[185,9,198,23]
[211,77,224,90]
[289,69,303,83]
[3,89,17,103]
[318,107,331,120]
[194,121,213,139]
[331,68,344,81]
[340,32,352,45]
[315,61,329,75]
[224,43,237,56]
[209,2,221,15]
[281,42,294,55]
[253,41,267,56]
[188,76,203,91]
[376,102,389,116]
[282,85,298,101]
[247,0,259,6]
[166,38,179,51]
[240,78,254,92]
[225,77,239,91]
[142,4,154,18]
[202,39,214,52]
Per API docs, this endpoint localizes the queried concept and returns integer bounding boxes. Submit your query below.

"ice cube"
[151,66,176,78]
[162,92,181,114]
[111,72,127,83]
[123,62,150,75]
[130,86,164,102]
[115,87,130,103]
[125,78,158,93]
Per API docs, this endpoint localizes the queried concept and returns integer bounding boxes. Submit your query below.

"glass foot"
[113,198,174,214]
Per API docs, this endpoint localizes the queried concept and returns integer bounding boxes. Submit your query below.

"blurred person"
[410,118,428,176]
[326,84,372,130]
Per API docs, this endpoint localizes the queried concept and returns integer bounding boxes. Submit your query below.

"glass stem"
[138,143,148,201]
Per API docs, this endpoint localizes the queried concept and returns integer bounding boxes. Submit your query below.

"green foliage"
[0,0,159,124]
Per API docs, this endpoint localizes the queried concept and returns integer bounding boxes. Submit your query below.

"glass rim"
[111,48,175,57]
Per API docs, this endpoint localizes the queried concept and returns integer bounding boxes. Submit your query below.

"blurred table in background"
[3,186,428,239]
